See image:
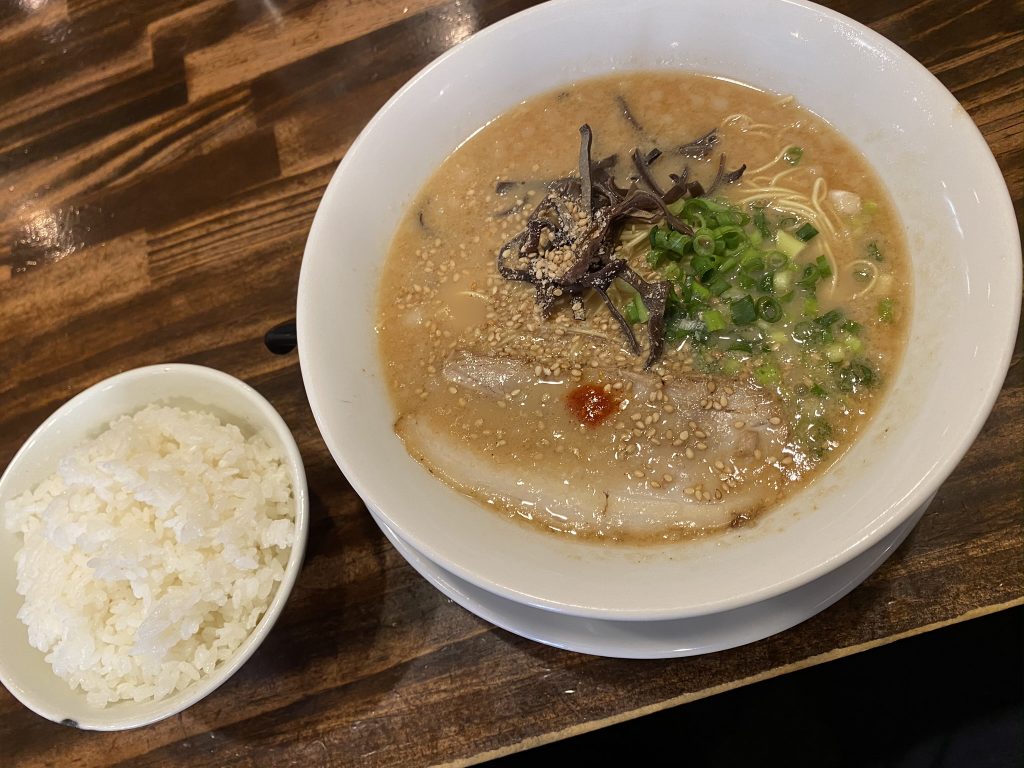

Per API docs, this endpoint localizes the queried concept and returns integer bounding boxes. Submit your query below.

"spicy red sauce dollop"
[565,384,619,427]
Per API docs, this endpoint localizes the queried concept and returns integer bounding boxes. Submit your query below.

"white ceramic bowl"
[298,0,1020,620]
[0,364,309,730]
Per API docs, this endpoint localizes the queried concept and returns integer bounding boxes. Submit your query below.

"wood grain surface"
[1,0,1021,765]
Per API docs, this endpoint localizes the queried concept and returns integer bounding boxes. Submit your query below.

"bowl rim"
[0,363,309,730]
[297,0,1021,620]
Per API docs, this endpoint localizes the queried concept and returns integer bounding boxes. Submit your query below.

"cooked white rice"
[3,404,295,707]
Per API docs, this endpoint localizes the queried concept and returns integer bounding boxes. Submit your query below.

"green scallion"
[702,309,727,332]
[646,248,667,268]
[634,295,650,323]
[730,295,758,325]
[721,356,743,377]
[837,361,876,392]
[708,277,731,296]
[815,254,832,278]
[795,222,818,242]
[690,281,711,301]
[792,320,818,344]
[878,297,895,323]
[753,207,772,239]
[740,250,765,274]
[756,296,783,323]
[784,146,804,165]
[816,309,843,327]
[840,320,862,336]
[651,226,691,256]
[775,230,806,259]
[754,360,782,387]
[772,269,795,295]
[824,343,845,363]
[624,300,640,325]
[797,264,821,292]
[692,254,716,280]
[692,230,716,260]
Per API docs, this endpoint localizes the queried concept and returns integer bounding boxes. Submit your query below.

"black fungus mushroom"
[496,124,746,367]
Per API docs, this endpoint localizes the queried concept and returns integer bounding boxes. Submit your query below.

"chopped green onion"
[824,343,845,363]
[690,281,711,301]
[771,269,795,296]
[802,297,818,317]
[651,226,691,256]
[842,334,863,354]
[840,320,862,336]
[624,300,640,325]
[775,230,806,259]
[816,309,843,327]
[707,277,731,296]
[794,222,818,242]
[798,264,821,292]
[815,254,832,278]
[737,274,757,289]
[741,250,765,274]
[730,295,758,325]
[809,383,828,398]
[801,419,834,457]
[867,241,883,261]
[692,254,716,279]
[753,207,772,239]
[717,254,741,275]
[721,356,743,377]
[634,296,649,323]
[784,146,804,165]
[725,337,755,353]
[714,225,746,251]
[624,295,649,325]
[754,360,782,387]
[837,361,876,392]
[878,297,895,323]
[702,309,727,332]
[765,251,789,270]
[646,248,668,268]
[756,296,783,323]
[792,320,818,344]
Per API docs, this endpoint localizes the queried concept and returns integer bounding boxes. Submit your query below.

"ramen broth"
[376,72,909,542]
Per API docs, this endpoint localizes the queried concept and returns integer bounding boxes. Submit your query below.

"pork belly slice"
[395,412,608,534]
[400,351,791,537]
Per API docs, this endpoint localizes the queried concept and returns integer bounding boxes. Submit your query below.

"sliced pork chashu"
[395,351,790,539]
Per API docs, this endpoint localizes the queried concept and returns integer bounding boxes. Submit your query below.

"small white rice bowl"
[0,365,308,730]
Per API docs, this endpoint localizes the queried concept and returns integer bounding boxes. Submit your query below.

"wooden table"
[1,1,1020,765]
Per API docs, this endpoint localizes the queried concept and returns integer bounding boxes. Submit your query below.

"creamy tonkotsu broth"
[377,73,909,542]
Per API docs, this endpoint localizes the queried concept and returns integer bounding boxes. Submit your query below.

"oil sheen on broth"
[377,73,909,543]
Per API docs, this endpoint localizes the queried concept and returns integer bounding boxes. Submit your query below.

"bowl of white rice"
[0,364,308,730]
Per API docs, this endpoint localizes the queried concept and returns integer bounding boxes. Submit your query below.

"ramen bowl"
[297,0,1020,621]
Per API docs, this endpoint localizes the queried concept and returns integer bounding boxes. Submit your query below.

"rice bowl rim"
[0,363,309,730]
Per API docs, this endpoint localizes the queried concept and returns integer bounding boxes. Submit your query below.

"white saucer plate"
[371,498,932,659]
